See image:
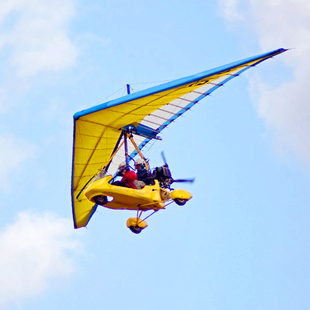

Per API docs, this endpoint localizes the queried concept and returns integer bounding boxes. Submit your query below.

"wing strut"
[128,134,149,170]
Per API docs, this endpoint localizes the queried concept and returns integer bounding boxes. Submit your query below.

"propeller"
[161,151,168,166]
[172,178,195,184]
[160,151,195,184]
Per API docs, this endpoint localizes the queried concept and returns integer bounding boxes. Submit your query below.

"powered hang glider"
[71,48,286,232]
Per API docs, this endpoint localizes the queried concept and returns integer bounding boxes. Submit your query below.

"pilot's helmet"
[118,161,127,172]
[135,158,145,169]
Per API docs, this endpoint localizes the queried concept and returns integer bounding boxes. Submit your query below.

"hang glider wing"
[71,48,287,228]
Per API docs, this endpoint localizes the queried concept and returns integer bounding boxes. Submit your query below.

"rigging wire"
[97,79,172,104]
[99,85,128,103]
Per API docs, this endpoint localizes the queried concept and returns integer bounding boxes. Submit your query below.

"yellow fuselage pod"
[84,176,165,211]
[171,189,192,201]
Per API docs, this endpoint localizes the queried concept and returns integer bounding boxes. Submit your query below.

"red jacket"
[121,170,137,189]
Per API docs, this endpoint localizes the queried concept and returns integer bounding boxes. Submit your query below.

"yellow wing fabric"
[71,48,286,228]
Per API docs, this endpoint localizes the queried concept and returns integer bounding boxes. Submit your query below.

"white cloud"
[218,0,244,22]
[0,87,8,113]
[0,0,78,78]
[0,211,82,308]
[219,0,310,168]
[0,134,36,191]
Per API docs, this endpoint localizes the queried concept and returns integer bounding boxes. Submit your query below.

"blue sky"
[0,0,310,309]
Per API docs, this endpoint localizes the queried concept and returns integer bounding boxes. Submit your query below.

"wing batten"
[128,50,285,163]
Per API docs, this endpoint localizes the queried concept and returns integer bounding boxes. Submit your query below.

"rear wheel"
[93,195,108,205]
[129,226,143,234]
[174,198,187,206]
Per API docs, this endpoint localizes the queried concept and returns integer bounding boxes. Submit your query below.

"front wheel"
[174,198,187,206]
[93,195,108,205]
[129,226,143,234]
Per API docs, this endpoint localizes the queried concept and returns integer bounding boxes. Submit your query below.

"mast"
[124,84,130,166]
[124,131,129,166]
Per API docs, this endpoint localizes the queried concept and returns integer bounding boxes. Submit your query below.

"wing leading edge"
[71,48,287,228]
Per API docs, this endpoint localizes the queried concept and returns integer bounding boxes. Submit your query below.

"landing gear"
[128,226,143,234]
[171,188,192,206]
[174,198,187,206]
[127,217,148,234]
[93,195,108,205]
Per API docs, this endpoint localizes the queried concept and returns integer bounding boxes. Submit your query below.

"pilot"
[113,162,138,189]
[134,158,154,188]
